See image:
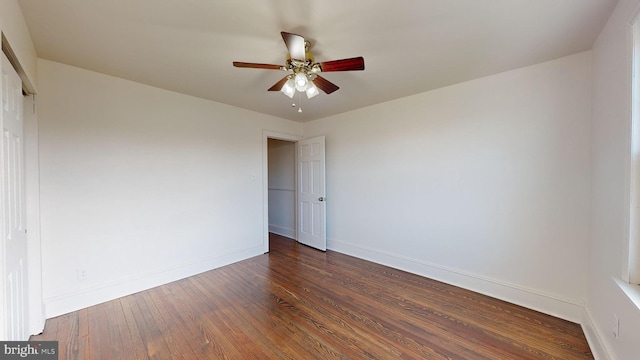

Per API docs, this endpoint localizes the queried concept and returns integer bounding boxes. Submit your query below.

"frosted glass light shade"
[306,82,319,99]
[281,78,295,98]
[294,73,308,91]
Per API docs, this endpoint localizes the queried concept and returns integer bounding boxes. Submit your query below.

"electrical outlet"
[77,267,87,281]
[613,314,620,339]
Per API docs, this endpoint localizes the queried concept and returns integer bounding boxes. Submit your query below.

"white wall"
[37,59,301,317]
[268,139,296,238]
[588,0,640,359]
[304,52,592,323]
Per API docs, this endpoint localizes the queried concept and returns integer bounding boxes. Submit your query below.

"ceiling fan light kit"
[233,31,365,111]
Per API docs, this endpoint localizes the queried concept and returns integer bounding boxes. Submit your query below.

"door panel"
[1,52,28,340]
[297,136,326,251]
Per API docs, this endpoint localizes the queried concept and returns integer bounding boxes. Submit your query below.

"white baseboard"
[269,224,296,239]
[44,244,264,318]
[328,238,585,323]
[581,308,613,360]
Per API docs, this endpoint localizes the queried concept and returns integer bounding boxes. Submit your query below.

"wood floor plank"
[146,286,202,358]
[239,260,418,359]
[168,278,248,359]
[173,272,285,359]
[85,302,108,359]
[129,291,175,359]
[75,308,90,359]
[58,311,80,360]
[31,233,593,359]
[158,280,222,358]
[52,314,69,357]
[193,268,324,359]
[110,299,142,360]
[292,258,535,358]
[330,253,582,356]
[119,293,155,359]
[256,248,503,359]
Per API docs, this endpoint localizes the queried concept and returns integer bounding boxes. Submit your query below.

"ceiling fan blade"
[233,62,284,70]
[268,76,290,91]
[312,75,339,94]
[281,31,306,60]
[319,57,365,72]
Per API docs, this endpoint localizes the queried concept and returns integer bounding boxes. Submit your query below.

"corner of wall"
[0,0,38,92]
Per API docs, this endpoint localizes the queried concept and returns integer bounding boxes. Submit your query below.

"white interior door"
[1,52,28,340]
[297,136,326,251]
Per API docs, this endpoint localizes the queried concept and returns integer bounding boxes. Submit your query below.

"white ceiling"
[18,0,618,122]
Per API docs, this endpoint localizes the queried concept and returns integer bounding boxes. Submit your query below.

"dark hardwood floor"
[31,233,593,359]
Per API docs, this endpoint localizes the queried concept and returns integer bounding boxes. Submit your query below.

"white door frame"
[262,131,302,253]
[24,94,44,334]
